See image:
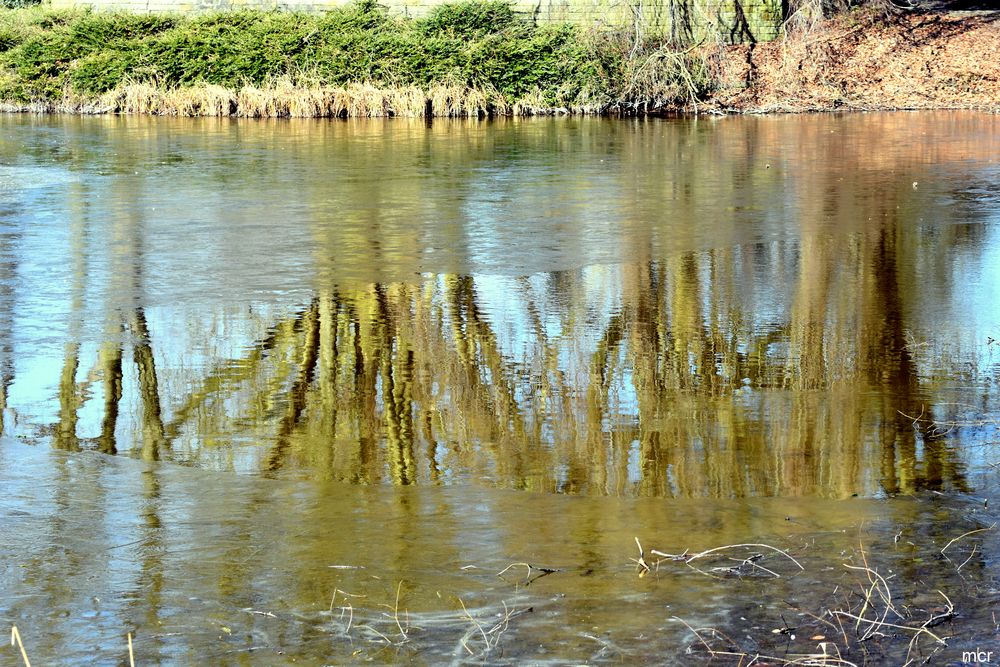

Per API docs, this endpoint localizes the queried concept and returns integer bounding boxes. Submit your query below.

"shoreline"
[0,6,997,117]
[1,87,997,118]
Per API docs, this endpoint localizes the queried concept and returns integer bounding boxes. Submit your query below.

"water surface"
[1,112,1000,664]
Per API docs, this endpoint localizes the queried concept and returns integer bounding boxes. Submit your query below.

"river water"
[1,112,999,665]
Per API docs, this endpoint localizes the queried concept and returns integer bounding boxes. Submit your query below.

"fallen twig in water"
[631,537,651,576]
[632,538,692,576]
[663,532,968,665]
[339,602,354,634]
[356,623,395,645]
[638,540,804,579]
[846,541,902,641]
[897,407,999,436]
[392,581,408,642]
[10,626,31,667]
[457,597,489,655]
[830,609,946,645]
[686,543,805,574]
[712,648,860,666]
[831,545,955,664]
[958,543,979,573]
[670,616,716,655]
[941,523,996,562]
[455,597,531,657]
[674,614,862,666]
[496,561,561,586]
[328,587,365,613]
[922,591,956,630]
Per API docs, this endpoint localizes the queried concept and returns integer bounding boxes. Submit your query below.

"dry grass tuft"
[511,88,554,116]
[426,79,516,117]
[386,85,428,118]
[116,82,164,115]
[427,81,468,117]
[178,84,236,117]
[0,78,544,118]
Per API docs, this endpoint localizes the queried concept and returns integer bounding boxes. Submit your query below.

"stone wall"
[47,0,785,42]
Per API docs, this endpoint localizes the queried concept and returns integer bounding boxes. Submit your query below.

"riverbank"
[0,2,706,116]
[709,9,1000,113]
[0,3,996,116]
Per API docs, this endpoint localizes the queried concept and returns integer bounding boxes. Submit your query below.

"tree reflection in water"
[48,242,976,497]
[6,111,998,498]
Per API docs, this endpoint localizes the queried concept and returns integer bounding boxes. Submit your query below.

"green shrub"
[70,48,139,92]
[68,12,176,47]
[316,0,392,32]
[0,1,705,112]
[420,1,518,39]
[1,0,41,8]
[0,27,20,52]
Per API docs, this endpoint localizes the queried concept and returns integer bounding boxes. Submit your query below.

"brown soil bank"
[708,9,1000,112]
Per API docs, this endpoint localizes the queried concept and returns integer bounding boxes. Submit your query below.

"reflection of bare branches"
[147,262,970,495]
[98,338,123,455]
[266,300,321,472]
[163,321,289,438]
[55,344,82,452]
[449,276,526,440]
[67,231,973,497]
[132,308,166,460]
[0,327,12,438]
[898,407,999,437]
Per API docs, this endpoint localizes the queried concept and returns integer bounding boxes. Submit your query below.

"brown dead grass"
[0,78,525,118]
[709,10,1000,112]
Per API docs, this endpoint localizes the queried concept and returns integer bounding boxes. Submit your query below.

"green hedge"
[0,1,713,111]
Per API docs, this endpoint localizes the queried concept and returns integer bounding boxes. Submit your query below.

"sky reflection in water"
[2,111,997,497]
[1,112,1000,665]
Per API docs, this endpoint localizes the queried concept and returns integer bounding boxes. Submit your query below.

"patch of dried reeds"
[427,80,507,117]
[1,78,590,118]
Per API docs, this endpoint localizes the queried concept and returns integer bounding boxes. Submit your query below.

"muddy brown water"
[1,112,999,665]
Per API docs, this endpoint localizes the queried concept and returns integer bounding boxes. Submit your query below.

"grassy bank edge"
[2,82,997,117]
[1,4,997,117]
[0,77,608,117]
[0,2,719,117]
